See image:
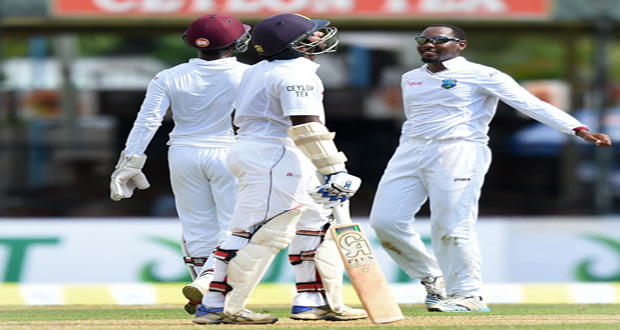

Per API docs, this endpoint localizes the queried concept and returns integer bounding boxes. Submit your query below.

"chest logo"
[441,79,457,89]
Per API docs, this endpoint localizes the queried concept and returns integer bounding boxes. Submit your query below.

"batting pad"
[315,229,346,312]
[224,207,305,315]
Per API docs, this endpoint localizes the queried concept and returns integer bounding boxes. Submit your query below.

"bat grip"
[332,200,352,225]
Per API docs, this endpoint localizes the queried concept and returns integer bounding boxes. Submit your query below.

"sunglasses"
[415,36,461,45]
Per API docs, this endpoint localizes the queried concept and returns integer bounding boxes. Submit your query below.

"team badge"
[441,79,457,89]
[195,38,210,47]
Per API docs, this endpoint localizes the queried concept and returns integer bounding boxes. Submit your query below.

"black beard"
[421,57,439,63]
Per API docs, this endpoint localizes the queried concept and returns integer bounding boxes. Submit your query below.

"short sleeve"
[276,73,325,118]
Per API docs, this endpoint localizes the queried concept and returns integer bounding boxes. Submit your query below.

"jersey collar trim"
[421,56,465,74]
[189,57,237,66]
[441,56,466,70]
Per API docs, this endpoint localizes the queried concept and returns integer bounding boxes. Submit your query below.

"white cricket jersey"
[124,57,249,156]
[234,57,325,140]
[401,56,585,143]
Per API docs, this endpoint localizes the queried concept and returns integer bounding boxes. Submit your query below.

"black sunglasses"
[415,36,460,45]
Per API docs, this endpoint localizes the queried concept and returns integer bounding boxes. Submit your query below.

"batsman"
[193,13,368,325]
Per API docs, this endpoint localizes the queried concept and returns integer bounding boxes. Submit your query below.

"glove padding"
[310,171,361,209]
[110,151,150,201]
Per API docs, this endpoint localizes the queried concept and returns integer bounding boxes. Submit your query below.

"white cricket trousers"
[202,138,333,308]
[168,145,237,276]
[225,138,329,231]
[369,139,491,297]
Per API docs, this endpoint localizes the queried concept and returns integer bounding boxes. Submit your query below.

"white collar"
[421,56,466,72]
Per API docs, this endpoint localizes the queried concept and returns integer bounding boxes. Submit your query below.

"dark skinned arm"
[576,129,612,147]
[290,115,322,126]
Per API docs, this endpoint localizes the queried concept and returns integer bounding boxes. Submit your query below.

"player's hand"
[576,130,612,147]
[310,171,361,209]
[110,152,150,201]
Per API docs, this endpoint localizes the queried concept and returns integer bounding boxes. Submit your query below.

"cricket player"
[109,14,251,315]
[369,24,612,312]
[193,13,367,324]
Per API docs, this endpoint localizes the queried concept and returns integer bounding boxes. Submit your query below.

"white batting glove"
[310,171,361,209]
[110,151,150,201]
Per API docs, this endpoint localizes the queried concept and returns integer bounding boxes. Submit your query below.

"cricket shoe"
[290,305,368,321]
[427,295,490,312]
[421,276,447,310]
[182,281,208,315]
[193,306,278,324]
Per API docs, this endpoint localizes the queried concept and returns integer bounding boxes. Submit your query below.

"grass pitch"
[0,304,618,329]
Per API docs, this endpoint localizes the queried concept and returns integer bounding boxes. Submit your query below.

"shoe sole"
[194,318,278,324]
[428,307,491,312]
[290,315,367,321]
[182,285,204,315]
[184,303,197,315]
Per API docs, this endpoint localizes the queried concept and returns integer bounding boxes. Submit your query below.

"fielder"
[369,24,612,312]
[109,14,251,315]
[193,13,367,325]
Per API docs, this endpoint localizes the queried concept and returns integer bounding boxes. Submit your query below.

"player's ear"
[457,40,467,51]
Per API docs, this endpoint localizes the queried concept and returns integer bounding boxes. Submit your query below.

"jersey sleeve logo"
[441,79,457,89]
[286,85,315,97]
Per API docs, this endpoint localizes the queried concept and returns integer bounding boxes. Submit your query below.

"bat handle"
[332,200,352,225]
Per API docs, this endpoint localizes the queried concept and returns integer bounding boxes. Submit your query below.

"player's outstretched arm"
[288,116,361,208]
[576,129,612,147]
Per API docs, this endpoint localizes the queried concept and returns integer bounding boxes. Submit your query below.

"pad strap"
[296,281,325,293]
[183,256,208,267]
[232,231,252,239]
[296,229,327,237]
[288,249,317,265]
[214,248,238,263]
[209,281,233,294]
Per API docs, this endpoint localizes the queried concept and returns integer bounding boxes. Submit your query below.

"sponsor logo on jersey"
[286,85,314,97]
[454,177,471,182]
[441,79,457,89]
[407,81,423,86]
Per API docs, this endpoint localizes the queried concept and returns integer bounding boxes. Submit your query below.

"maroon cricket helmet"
[251,13,330,56]
[182,14,251,51]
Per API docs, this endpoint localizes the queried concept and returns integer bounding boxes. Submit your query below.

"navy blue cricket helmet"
[251,13,338,57]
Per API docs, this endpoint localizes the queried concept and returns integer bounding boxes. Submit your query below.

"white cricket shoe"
[427,295,490,312]
[193,306,278,324]
[182,279,209,315]
[421,276,447,310]
[290,305,368,321]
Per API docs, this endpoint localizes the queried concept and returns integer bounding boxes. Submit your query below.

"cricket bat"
[330,201,404,324]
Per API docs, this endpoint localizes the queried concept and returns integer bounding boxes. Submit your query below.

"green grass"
[0,304,619,330]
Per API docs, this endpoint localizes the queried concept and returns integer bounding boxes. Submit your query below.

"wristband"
[573,126,588,134]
